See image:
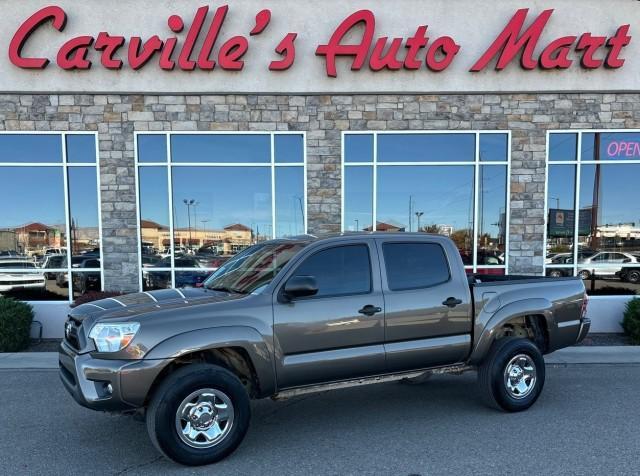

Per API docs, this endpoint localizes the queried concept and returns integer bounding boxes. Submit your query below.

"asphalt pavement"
[1,365,638,475]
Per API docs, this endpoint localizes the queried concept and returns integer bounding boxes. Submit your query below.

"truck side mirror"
[282,275,318,302]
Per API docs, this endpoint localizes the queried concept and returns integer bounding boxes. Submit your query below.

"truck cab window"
[383,242,450,291]
[292,244,371,298]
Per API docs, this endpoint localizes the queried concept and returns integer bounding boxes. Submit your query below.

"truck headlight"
[89,322,140,352]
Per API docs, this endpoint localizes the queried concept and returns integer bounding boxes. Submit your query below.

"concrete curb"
[0,352,59,369]
[0,347,639,370]
[545,346,640,365]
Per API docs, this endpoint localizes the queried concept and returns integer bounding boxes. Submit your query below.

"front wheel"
[146,363,251,466]
[478,338,545,412]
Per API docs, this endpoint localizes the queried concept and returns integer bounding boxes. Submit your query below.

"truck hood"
[69,288,245,322]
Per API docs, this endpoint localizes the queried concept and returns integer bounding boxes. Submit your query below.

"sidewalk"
[0,347,639,370]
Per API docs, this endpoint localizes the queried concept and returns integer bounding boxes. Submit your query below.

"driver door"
[273,240,385,389]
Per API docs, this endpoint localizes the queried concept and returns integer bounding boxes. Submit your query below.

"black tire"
[578,270,591,280]
[627,270,640,284]
[146,363,251,466]
[548,270,563,278]
[478,338,545,412]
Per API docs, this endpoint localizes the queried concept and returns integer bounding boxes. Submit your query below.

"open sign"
[606,140,640,158]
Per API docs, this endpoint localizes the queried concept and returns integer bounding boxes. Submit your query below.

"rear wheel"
[578,270,591,280]
[478,338,545,412]
[627,270,640,284]
[548,269,563,278]
[146,363,251,466]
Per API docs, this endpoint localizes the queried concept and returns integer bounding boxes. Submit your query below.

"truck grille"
[64,316,84,351]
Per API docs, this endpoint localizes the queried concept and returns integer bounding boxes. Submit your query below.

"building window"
[135,132,306,292]
[545,130,640,295]
[342,131,510,274]
[0,133,102,303]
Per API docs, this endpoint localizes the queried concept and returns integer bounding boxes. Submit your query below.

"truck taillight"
[581,293,589,320]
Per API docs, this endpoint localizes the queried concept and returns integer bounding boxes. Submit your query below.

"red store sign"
[7,5,632,75]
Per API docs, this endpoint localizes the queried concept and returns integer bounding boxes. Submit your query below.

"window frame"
[341,130,511,274]
[134,131,307,292]
[284,243,374,301]
[381,241,452,292]
[0,131,103,303]
[544,129,640,280]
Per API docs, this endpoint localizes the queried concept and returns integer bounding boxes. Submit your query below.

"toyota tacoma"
[60,233,590,466]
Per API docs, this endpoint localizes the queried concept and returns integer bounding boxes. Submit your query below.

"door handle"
[442,297,463,308]
[358,305,382,316]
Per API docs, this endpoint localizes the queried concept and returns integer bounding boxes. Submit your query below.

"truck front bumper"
[59,341,168,412]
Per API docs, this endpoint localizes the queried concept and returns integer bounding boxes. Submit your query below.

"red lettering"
[218,36,248,70]
[404,26,428,70]
[198,5,228,70]
[471,8,553,71]
[575,33,606,68]
[369,37,404,71]
[269,33,297,71]
[250,9,271,35]
[159,16,183,71]
[605,25,631,68]
[56,36,93,70]
[9,6,67,69]
[128,36,163,70]
[316,10,375,78]
[426,36,460,71]
[159,38,178,70]
[178,6,208,71]
[539,36,576,69]
[94,32,125,69]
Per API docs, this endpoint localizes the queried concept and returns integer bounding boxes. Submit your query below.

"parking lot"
[1,365,638,475]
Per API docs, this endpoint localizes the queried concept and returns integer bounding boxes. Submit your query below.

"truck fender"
[143,326,276,397]
[469,298,553,365]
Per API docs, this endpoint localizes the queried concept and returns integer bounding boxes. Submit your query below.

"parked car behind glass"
[145,256,210,290]
[71,258,101,294]
[0,260,45,294]
[577,251,639,279]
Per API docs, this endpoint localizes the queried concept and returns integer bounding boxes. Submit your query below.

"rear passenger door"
[377,238,472,373]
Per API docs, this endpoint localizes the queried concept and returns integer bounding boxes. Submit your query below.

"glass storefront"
[135,132,306,292]
[4,128,639,301]
[546,131,640,295]
[0,133,102,302]
[342,131,509,273]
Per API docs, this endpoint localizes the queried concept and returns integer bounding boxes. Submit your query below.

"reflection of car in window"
[616,265,640,284]
[577,251,640,279]
[42,254,66,279]
[56,255,100,287]
[71,259,102,295]
[0,260,46,294]
[146,256,211,290]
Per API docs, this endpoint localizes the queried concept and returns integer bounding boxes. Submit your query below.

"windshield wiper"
[208,286,248,295]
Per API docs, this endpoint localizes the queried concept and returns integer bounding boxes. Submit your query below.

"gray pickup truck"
[59,233,590,466]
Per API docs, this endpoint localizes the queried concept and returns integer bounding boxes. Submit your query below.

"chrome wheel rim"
[175,388,234,449]
[503,354,537,399]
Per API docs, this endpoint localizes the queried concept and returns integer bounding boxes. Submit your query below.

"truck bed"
[468,274,580,286]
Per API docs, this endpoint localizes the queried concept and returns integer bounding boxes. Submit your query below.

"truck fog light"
[106,383,113,395]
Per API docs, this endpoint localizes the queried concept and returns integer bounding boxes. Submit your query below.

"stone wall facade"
[1,92,639,292]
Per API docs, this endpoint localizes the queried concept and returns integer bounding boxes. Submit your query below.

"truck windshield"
[204,242,307,294]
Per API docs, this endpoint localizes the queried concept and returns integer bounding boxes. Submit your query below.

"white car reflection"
[0,260,46,293]
[578,251,640,279]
